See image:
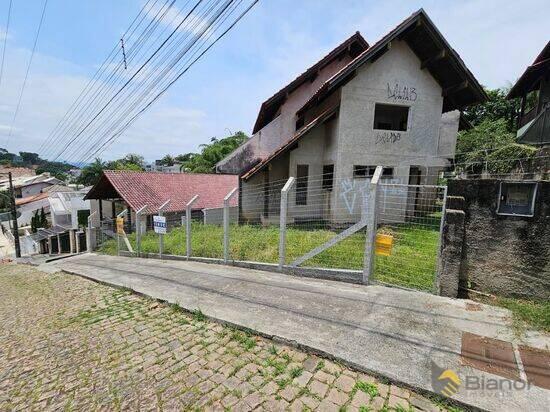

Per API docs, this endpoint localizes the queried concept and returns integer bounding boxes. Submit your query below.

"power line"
[80,0,258,164]
[38,0,165,156]
[4,0,49,148]
[0,0,13,92]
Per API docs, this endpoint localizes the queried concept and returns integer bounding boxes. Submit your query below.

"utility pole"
[8,172,21,258]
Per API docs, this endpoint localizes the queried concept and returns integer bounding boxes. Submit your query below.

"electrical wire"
[0,0,13,92]
[4,0,49,147]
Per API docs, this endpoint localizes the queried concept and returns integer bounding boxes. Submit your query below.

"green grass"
[101,222,439,291]
[476,295,550,333]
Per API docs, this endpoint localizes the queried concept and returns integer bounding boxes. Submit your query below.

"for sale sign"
[153,215,167,234]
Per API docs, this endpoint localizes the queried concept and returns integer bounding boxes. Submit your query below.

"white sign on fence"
[153,215,167,234]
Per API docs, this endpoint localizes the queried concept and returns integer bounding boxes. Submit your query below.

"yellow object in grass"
[375,233,393,256]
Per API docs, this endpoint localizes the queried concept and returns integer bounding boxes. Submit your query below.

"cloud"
[144,1,213,37]
[0,43,210,162]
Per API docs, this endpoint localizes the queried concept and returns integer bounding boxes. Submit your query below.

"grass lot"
[474,295,550,334]
[100,223,440,291]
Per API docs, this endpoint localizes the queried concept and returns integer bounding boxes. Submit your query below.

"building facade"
[219,10,487,223]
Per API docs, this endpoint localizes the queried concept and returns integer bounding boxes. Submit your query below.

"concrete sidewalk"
[45,254,550,411]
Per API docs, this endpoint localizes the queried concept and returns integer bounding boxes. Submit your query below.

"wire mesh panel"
[284,173,369,270]
[373,183,446,291]
[229,178,286,264]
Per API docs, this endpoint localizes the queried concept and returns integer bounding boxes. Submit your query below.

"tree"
[456,119,537,174]
[462,88,520,132]
[179,131,249,173]
[159,154,175,166]
[19,152,41,165]
[77,158,107,186]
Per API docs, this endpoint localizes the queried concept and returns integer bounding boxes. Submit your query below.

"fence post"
[363,166,383,284]
[279,177,296,271]
[157,200,171,259]
[135,205,147,257]
[223,187,238,264]
[186,195,199,259]
[86,211,97,253]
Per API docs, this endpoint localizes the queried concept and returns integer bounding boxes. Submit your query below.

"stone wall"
[446,179,550,299]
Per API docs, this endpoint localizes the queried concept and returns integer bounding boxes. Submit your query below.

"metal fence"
[96,166,447,292]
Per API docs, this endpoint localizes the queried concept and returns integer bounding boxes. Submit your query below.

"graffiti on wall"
[339,177,407,215]
[375,131,402,144]
[386,83,417,102]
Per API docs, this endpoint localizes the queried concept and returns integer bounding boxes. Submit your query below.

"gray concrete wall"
[447,179,550,299]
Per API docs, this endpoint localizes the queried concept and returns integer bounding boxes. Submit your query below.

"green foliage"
[30,207,48,233]
[462,88,520,132]
[159,154,175,166]
[77,154,145,186]
[178,131,248,173]
[456,119,537,174]
[0,190,10,211]
[0,149,72,180]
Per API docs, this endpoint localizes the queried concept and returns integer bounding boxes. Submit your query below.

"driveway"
[46,253,550,411]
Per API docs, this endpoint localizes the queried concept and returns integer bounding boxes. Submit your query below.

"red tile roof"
[85,171,239,213]
[15,192,49,206]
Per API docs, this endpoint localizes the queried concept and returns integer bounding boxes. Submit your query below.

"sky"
[0,0,548,163]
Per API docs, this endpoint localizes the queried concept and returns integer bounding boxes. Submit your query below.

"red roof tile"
[15,192,49,206]
[85,171,239,213]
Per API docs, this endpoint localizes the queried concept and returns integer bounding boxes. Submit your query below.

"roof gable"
[507,41,550,99]
[85,171,239,213]
[298,9,487,116]
[252,32,368,134]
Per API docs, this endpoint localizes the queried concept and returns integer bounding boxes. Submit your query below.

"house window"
[373,103,409,131]
[296,164,309,205]
[353,166,393,179]
[295,115,305,131]
[497,182,537,217]
[322,165,334,191]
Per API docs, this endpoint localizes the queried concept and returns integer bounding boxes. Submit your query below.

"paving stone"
[314,370,336,384]
[388,394,409,409]
[293,370,313,387]
[351,389,371,407]
[0,265,445,412]
[390,384,411,399]
[327,388,349,406]
[318,398,339,411]
[334,374,355,392]
[309,379,329,397]
[279,385,300,402]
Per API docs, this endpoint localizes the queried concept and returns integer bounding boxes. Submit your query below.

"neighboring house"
[0,173,64,198]
[14,193,50,227]
[49,189,91,229]
[84,171,238,231]
[218,9,486,223]
[507,41,550,147]
[145,160,183,173]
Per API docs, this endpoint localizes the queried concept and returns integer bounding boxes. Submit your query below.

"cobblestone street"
[0,264,456,411]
